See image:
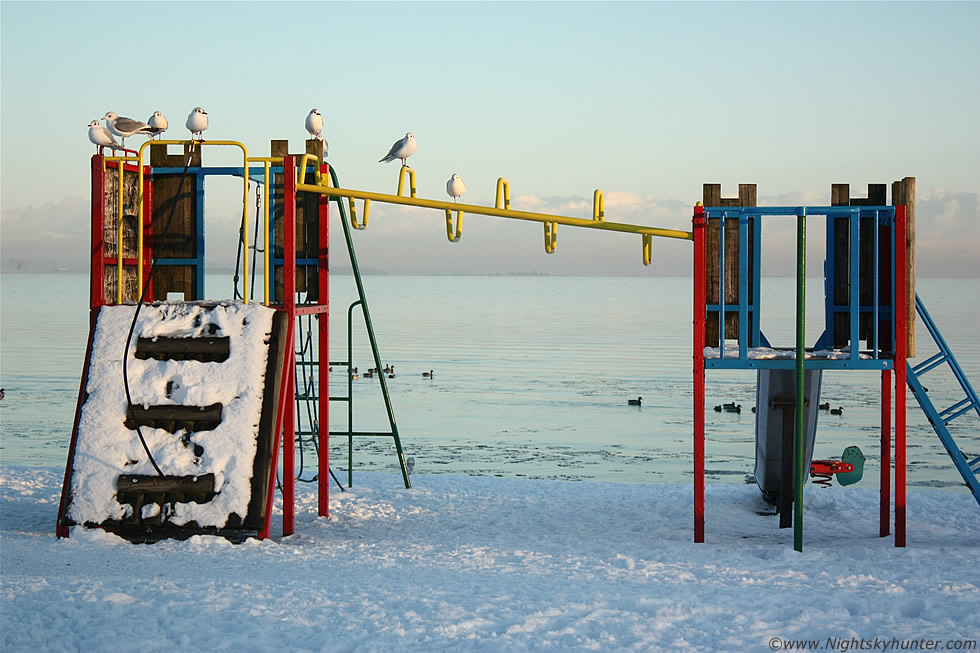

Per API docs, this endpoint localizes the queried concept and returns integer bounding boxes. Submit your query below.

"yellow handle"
[397,166,416,198]
[642,234,652,266]
[445,208,463,242]
[544,221,557,254]
[495,178,510,210]
[349,197,370,230]
[593,189,604,221]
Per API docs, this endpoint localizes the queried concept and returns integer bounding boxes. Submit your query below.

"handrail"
[544,221,557,254]
[495,178,510,210]
[246,156,284,305]
[135,139,251,303]
[396,166,416,198]
[445,208,463,242]
[349,198,370,230]
[104,155,140,304]
[298,177,693,265]
[593,189,604,222]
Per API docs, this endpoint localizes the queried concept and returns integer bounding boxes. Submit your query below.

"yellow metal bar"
[495,178,510,210]
[396,166,416,198]
[301,182,693,242]
[544,221,557,254]
[445,208,463,242]
[134,140,251,302]
[642,234,652,266]
[593,189,605,222]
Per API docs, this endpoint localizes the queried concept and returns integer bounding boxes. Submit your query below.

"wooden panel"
[152,266,195,301]
[702,183,756,345]
[151,174,197,259]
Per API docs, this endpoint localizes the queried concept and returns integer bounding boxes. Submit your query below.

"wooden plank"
[893,177,916,356]
[701,183,755,344]
[830,184,850,346]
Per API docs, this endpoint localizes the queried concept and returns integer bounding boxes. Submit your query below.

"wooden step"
[125,403,223,432]
[135,336,230,362]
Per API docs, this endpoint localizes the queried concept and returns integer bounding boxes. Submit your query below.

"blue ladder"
[906,293,980,506]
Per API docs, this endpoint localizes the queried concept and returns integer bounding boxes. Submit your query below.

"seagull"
[87,120,121,151]
[147,111,168,139]
[186,107,208,139]
[379,132,417,166]
[446,174,466,202]
[305,108,323,139]
[103,112,154,147]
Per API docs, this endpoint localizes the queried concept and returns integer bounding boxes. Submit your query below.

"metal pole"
[693,204,706,543]
[794,209,807,552]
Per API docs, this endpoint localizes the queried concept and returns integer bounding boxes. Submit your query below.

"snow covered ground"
[2,466,978,652]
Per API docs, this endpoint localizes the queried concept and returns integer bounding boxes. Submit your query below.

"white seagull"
[186,107,208,139]
[446,174,466,202]
[147,111,168,139]
[87,120,121,151]
[378,132,417,166]
[305,108,323,139]
[103,112,154,147]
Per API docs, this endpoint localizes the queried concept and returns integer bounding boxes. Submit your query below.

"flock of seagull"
[87,108,468,202]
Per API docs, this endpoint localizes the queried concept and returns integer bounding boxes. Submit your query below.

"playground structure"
[57,135,978,550]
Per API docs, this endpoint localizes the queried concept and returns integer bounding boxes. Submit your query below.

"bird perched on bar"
[87,120,121,151]
[147,111,168,139]
[305,108,324,140]
[446,174,466,202]
[379,132,416,166]
[185,107,208,139]
[103,112,155,147]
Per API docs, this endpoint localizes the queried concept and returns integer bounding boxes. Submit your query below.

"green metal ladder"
[905,293,979,506]
[292,165,412,489]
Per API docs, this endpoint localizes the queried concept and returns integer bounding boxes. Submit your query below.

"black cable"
[121,147,197,477]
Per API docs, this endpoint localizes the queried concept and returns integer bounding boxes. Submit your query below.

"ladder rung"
[940,398,980,423]
[913,352,950,376]
[328,396,350,402]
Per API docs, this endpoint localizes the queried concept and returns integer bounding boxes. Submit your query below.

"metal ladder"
[905,293,980,506]
[291,165,411,489]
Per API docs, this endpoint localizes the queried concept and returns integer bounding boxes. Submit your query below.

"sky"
[1,1,978,277]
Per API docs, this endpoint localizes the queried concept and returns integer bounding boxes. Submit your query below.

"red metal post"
[259,323,295,540]
[693,204,707,543]
[282,156,297,536]
[894,205,908,547]
[880,369,891,537]
[90,155,105,308]
[317,164,331,519]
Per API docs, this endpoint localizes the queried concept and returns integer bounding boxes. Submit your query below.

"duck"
[628,397,642,406]
[819,402,831,411]
[713,405,723,412]
[723,402,741,414]
[830,407,844,416]
[364,371,374,379]
[0,388,5,401]
[388,373,396,379]
[422,370,434,378]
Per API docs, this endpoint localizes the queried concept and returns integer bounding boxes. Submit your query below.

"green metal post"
[329,166,412,489]
[794,210,806,552]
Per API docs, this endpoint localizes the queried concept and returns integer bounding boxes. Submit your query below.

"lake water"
[1,273,977,495]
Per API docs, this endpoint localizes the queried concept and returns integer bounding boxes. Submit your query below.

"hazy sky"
[1,1,978,277]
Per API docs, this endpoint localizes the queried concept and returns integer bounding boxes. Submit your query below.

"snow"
[3,466,978,651]
[66,302,275,528]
